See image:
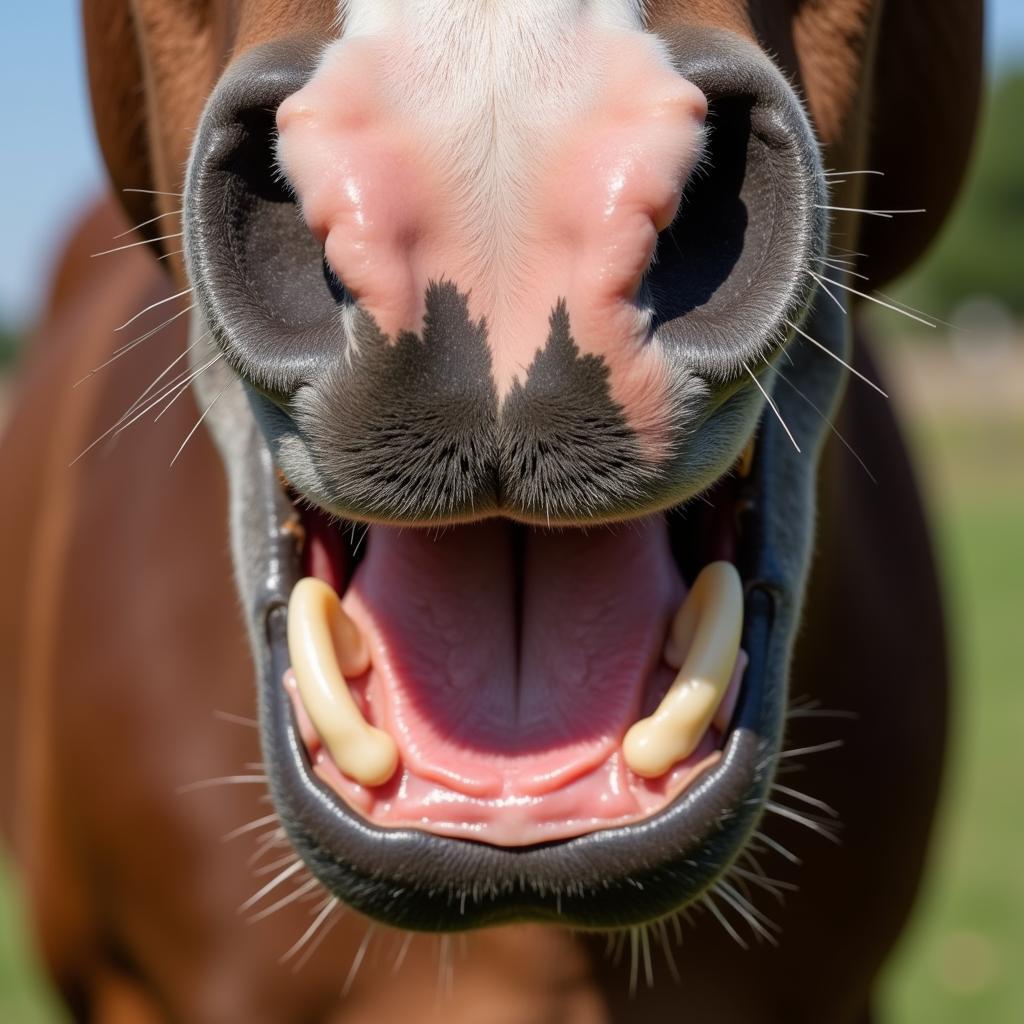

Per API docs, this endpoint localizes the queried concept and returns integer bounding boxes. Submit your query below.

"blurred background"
[1,4,1021,1021]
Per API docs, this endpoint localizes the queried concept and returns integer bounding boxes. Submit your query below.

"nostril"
[184,37,352,398]
[636,29,827,376]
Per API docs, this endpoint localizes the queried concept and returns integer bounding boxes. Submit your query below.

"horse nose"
[184,29,824,523]
[274,33,707,403]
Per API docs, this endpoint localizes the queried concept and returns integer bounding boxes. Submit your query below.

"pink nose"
[276,29,706,448]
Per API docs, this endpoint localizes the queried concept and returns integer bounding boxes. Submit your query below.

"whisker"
[222,813,278,843]
[701,891,747,949]
[729,865,795,903]
[213,709,258,728]
[118,334,209,422]
[280,896,340,966]
[69,352,221,466]
[772,783,840,819]
[343,926,377,997]
[91,231,184,258]
[392,931,415,976]
[240,857,305,912]
[654,919,681,983]
[255,852,302,877]
[745,366,801,453]
[176,773,268,795]
[776,740,845,759]
[114,209,183,240]
[764,801,841,843]
[771,363,878,483]
[123,187,183,197]
[751,829,801,865]
[815,205,925,219]
[809,271,936,328]
[436,933,455,1001]
[823,169,884,178]
[74,304,195,387]
[821,258,870,281]
[153,354,223,422]
[715,881,778,945]
[811,273,848,316]
[248,876,322,924]
[247,828,289,868]
[115,287,193,333]
[170,383,228,466]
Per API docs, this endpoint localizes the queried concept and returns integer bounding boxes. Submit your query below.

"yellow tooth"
[622,561,743,779]
[287,577,398,787]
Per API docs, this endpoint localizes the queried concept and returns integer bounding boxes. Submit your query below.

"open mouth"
[283,461,752,848]
[182,26,842,930]
[233,405,812,931]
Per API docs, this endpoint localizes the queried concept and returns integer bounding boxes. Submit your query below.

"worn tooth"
[287,577,397,787]
[622,561,743,779]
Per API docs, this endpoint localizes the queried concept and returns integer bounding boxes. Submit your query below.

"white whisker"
[213,709,259,728]
[816,205,925,219]
[701,891,747,949]
[117,334,209,423]
[115,287,193,332]
[745,366,800,453]
[124,187,183,197]
[812,274,848,315]
[70,353,222,466]
[392,931,415,976]
[770,363,878,483]
[74,304,195,387]
[240,857,305,912]
[248,876,322,924]
[772,783,839,819]
[114,209,183,240]
[177,773,267,794]
[280,896,340,966]
[343,926,377,997]
[222,814,278,843]
[715,880,778,945]
[170,383,228,466]
[153,354,223,422]
[765,801,840,842]
[91,231,184,258]
[255,853,302,877]
[655,919,681,984]
[752,829,801,865]
[809,271,936,328]
[776,740,844,759]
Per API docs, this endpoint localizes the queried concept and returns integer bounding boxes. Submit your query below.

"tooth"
[622,561,743,779]
[287,577,398,787]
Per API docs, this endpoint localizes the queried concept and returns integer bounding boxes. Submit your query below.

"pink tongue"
[340,518,684,798]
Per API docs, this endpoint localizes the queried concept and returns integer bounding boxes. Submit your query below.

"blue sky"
[2,2,1023,326]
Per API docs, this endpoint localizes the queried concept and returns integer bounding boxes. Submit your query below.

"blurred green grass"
[1,346,1021,1021]
[878,362,1024,1023]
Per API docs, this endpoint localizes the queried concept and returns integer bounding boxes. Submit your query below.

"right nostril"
[185,37,348,399]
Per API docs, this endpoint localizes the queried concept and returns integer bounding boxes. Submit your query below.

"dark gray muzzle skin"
[183,26,842,930]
